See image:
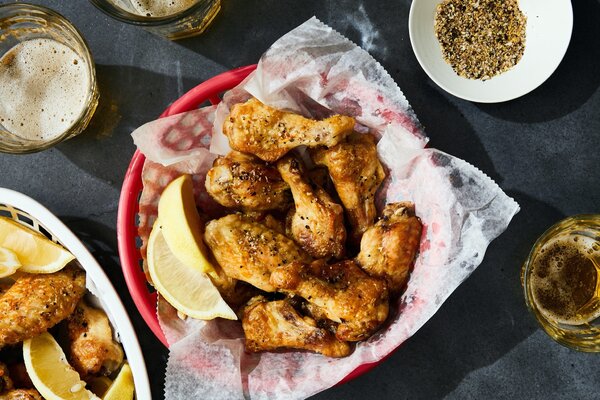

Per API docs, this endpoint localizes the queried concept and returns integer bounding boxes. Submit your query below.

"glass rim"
[0,2,98,154]
[524,214,600,262]
[88,0,214,26]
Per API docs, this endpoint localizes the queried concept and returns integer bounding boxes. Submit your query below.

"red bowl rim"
[116,63,397,386]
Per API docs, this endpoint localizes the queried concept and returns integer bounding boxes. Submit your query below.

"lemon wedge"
[23,332,99,400]
[158,174,214,274]
[148,222,237,320]
[102,363,134,400]
[0,217,74,273]
[0,246,21,277]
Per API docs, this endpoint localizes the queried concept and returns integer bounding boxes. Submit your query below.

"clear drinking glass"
[522,215,600,351]
[89,0,221,40]
[0,3,98,154]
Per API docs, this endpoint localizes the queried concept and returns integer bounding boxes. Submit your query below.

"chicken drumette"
[65,300,124,378]
[0,265,86,347]
[311,132,385,243]
[270,259,389,342]
[356,202,422,295]
[204,214,311,292]
[277,155,346,259]
[223,98,355,162]
[205,151,291,211]
[242,296,351,358]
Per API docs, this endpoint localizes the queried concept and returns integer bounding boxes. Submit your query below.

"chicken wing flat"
[277,155,346,259]
[0,264,85,347]
[205,151,291,211]
[356,202,422,295]
[204,214,311,292]
[242,296,351,358]
[270,260,389,342]
[311,132,385,243]
[223,98,355,162]
[0,389,42,400]
[66,300,124,377]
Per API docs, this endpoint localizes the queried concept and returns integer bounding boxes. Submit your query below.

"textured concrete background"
[1,0,599,398]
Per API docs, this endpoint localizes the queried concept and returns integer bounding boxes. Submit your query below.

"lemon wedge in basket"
[23,332,98,400]
[148,222,236,320]
[158,174,214,274]
[0,246,21,277]
[102,363,134,400]
[0,216,74,273]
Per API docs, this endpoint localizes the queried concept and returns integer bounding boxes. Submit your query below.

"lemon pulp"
[23,332,98,400]
[147,223,236,320]
[0,217,74,273]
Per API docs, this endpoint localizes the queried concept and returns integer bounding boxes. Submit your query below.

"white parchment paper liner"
[132,17,519,400]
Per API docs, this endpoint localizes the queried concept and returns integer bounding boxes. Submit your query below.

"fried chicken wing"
[270,259,389,342]
[223,98,355,162]
[242,296,351,358]
[277,156,346,259]
[66,300,124,377]
[311,132,385,243]
[0,389,42,400]
[204,214,311,292]
[0,264,85,347]
[205,151,291,211]
[356,202,422,295]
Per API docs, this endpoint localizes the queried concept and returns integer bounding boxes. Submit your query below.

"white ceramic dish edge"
[409,0,574,103]
[0,188,151,400]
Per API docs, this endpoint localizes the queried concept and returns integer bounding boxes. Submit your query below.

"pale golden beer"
[523,215,600,351]
[0,4,98,154]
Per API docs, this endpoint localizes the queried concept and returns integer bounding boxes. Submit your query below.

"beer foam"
[130,0,198,17]
[0,38,90,141]
[530,235,600,325]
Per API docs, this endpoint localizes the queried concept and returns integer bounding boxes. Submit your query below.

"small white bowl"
[409,0,573,103]
[0,188,152,399]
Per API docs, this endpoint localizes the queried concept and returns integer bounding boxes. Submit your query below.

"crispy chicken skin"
[204,214,311,292]
[205,151,291,211]
[242,296,351,358]
[277,155,346,259]
[66,300,124,377]
[270,259,389,342]
[356,202,422,295]
[311,132,385,242]
[0,389,42,400]
[0,265,85,347]
[223,98,355,162]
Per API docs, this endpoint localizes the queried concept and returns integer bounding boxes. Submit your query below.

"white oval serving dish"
[0,187,151,399]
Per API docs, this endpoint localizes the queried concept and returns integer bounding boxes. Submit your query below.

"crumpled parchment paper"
[131,17,519,400]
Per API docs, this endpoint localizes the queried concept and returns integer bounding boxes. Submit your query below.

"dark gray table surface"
[1,0,599,399]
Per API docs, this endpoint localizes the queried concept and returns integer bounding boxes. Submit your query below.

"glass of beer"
[0,4,98,154]
[522,215,600,351]
[88,0,221,40]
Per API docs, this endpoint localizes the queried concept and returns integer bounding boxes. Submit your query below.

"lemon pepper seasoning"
[434,0,526,80]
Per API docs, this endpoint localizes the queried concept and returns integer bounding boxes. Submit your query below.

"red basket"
[117,64,384,385]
